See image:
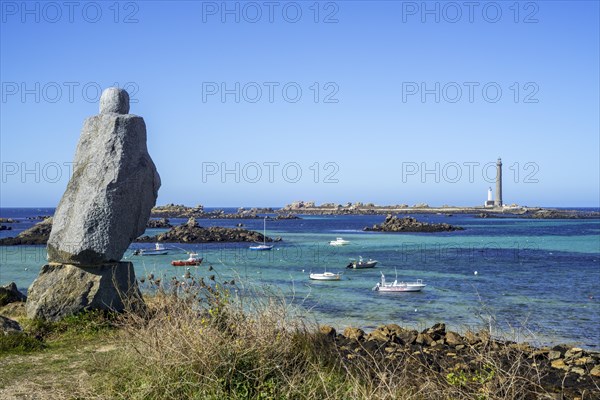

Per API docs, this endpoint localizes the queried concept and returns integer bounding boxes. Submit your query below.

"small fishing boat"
[133,243,169,256]
[329,237,350,246]
[310,271,342,281]
[250,217,274,251]
[171,253,203,266]
[347,256,378,269]
[372,272,426,292]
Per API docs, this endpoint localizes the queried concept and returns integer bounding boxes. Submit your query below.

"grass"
[24,309,116,340]
[92,284,344,399]
[87,280,560,400]
[0,308,116,355]
[0,305,119,398]
[0,331,45,354]
[0,278,591,399]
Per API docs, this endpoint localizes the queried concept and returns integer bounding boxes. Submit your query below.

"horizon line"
[1,204,599,209]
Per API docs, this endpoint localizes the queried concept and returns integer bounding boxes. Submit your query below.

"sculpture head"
[99,87,130,114]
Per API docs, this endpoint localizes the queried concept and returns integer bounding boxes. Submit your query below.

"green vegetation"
[24,309,116,341]
[0,332,45,354]
[0,309,115,356]
[0,281,591,399]
[0,305,118,397]
[91,284,353,399]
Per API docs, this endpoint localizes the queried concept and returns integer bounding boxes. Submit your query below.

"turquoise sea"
[1,208,599,349]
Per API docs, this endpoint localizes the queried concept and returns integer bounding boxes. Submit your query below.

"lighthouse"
[494,157,503,207]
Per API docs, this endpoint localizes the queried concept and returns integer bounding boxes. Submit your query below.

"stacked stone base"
[26,262,145,321]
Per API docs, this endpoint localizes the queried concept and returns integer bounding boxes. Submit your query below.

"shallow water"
[1,208,599,349]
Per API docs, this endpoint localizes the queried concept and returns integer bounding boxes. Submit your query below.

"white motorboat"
[372,272,426,292]
[250,217,274,251]
[309,271,342,281]
[249,244,274,251]
[346,256,378,269]
[329,237,350,246]
[133,243,169,256]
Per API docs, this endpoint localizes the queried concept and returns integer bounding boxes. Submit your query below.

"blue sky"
[1,1,599,207]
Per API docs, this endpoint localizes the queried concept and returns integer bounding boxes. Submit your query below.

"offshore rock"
[267,213,301,220]
[26,262,144,321]
[137,220,272,243]
[364,215,463,233]
[47,88,160,265]
[150,204,271,219]
[0,218,53,245]
[527,209,600,219]
[146,218,172,228]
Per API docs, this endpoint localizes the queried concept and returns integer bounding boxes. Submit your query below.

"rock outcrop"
[27,215,52,220]
[26,262,143,321]
[267,213,301,220]
[26,88,156,320]
[0,216,272,246]
[0,218,53,245]
[151,204,205,218]
[277,201,537,217]
[137,217,272,243]
[0,315,22,334]
[146,218,172,228]
[325,323,600,398]
[151,204,273,219]
[526,209,600,219]
[0,282,27,306]
[282,200,317,210]
[47,88,160,265]
[364,215,463,232]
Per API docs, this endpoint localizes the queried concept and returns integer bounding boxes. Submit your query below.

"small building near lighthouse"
[484,187,495,207]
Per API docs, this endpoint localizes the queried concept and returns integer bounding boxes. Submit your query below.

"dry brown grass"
[83,277,573,400]
[3,274,593,399]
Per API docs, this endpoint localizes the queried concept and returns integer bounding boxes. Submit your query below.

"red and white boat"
[171,253,203,266]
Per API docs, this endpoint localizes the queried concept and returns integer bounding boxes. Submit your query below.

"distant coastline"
[276,201,600,219]
[1,203,599,221]
[146,202,600,219]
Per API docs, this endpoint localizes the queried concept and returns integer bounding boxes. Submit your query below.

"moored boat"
[133,243,169,256]
[250,217,274,251]
[347,256,378,269]
[373,272,426,292]
[171,253,203,266]
[329,237,350,246]
[249,244,274,251]
[309,271,342,281]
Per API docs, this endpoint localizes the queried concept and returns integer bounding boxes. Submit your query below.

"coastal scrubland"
[1,278,599,400]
